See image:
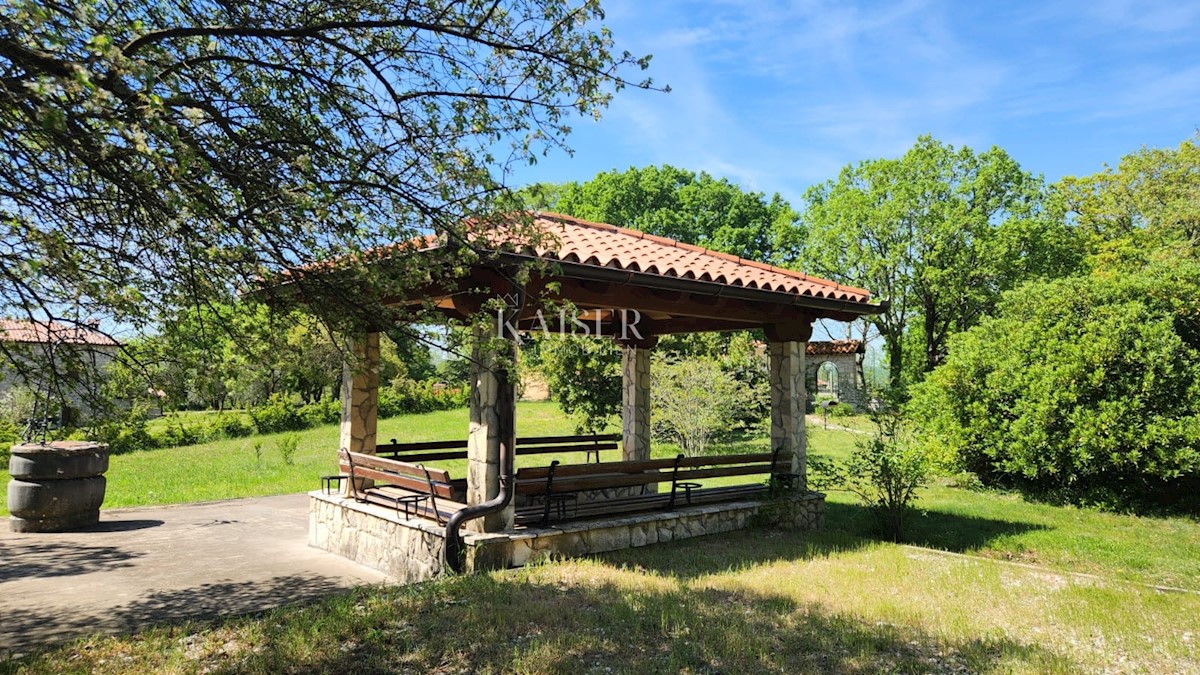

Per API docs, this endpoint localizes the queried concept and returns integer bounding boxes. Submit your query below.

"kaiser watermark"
[496,308,644,344]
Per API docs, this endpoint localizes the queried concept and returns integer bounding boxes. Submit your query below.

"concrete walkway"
[0,494,386,655]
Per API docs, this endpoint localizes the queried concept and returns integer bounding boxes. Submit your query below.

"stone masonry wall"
[310,491,825,583]
[806,352,866,411]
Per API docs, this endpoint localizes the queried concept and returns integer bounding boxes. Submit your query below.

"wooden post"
[466,324,516,532]
[340,332,380,492]
[767,321,812,491]
[619,336,657,462]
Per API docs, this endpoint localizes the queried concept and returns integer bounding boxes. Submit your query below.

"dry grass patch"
[6,529,1197,674]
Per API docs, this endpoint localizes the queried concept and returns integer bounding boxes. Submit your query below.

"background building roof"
[807,340,865,355]
[0,320,119,347]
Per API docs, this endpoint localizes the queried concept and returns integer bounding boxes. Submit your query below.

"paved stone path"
[0,494,386,655]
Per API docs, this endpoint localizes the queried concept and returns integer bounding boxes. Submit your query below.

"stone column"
[619,336,656,462]
[466,325,516,532]
[767,321,812,491]
[340,332,380,455]
[340,332,380,494]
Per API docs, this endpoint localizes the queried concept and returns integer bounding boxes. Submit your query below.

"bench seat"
[513,451,792,526]
[338,449,465,523]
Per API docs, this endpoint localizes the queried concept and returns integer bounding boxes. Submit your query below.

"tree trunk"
[923,301,939,374]
[885,334,904,392]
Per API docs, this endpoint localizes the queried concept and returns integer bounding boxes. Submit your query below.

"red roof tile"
[0,320,119,347]
[513,213,872,304]
[806,340,865,355]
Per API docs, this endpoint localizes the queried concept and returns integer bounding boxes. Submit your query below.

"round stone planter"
[7,441,110,532]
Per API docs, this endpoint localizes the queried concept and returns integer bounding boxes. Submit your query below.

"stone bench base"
[309,490,824,583]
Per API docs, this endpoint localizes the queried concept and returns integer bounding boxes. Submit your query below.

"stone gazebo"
[309,213,880,580]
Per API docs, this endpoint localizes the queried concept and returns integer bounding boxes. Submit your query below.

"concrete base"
[310,490,825,583]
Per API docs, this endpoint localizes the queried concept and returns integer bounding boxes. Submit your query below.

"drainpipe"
[444,365,515,573]
[445,282,523,574]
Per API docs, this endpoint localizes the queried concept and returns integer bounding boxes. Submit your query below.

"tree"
[801,136,1081,390]
[1055,135,1200,251]
[553,165,803,264]
[1,0,655,361]
[651,355,746,457]
[537,335,621,434]
[908,247,1200,510]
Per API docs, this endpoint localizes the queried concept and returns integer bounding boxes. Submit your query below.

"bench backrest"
[338,449,457,499]
[514,451,793,496]
[376,433,621,462]
[513,433,620,457]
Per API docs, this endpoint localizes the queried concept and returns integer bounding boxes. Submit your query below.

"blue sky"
[503,0,1200,205]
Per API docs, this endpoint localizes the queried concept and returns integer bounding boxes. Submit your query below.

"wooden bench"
[375,433,621,464]
[513,449,794,526]
[337,449,466,524]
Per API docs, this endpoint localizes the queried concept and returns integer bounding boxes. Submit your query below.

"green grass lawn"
[4,407,1198,590]
[1,401,585,515]
[3,406,1200,672]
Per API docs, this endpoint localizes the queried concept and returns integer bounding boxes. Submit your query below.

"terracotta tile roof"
[0,320,120,347]
[806,340,865,355]
[512,213,872,304]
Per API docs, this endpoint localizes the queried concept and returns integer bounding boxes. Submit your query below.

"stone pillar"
[767,321,812,491]
[340,332,380,455]
[619,336,656,462]
[466,325,516,532]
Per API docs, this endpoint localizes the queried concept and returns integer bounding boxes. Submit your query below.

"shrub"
[94,416,158,454]
[827,402,856,418]
[909,253,1200,510]
[207,414,253,440]
[538,335,622,434]
[382,378,469,418]
[811,408,930,541]
[277,433,299,466]
[249,394,308,434]
[157,420,202,448]
[0,419,18,445]
[299,399,341,427]
[652,356,746,456]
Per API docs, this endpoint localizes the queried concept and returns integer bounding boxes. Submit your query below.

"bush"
[652,356,748,456]
[249,394,308,434]
[537,335,622,434]
[382,378,469,418]
[0,419,18,445]
[299,399,341,427]
[157,420,202,448]
[811,408,929,541]
[94,414,158,454]
[827,402,856,418]
[277,433,299,466]
[909,253,1200,511]
[207,414,253,439]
